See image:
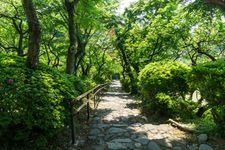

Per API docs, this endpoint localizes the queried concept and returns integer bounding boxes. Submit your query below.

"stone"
[127,127,135,132]
[92,145,106,150]
[170,138,182,144]
[98,138,105,145]
[77,139,85,146]
[112,124,128,127]
[141,116,148,121]
[90,128,101,135]
[92,117,102,124]
[199,144,213,150]
[131,123,142,127]
[131,134,137,139]
[97,124,110,129]
[148,141,161,150]
[143,124,155,131]
[173,146,183,150]
[126,143,134,149]
[140,133,149,137]
[88,136,97,140]
[135,142,142,148]
[98,134,105,137]
[105,134,113,141]
[156,139,173,148]
[108,127,127,134]
[154,134,163,139]
[188,144,198,150]
[111,138,132,143]
[124,132,130,137]
[135,136,150,145]
[198,134,208,144]
[107,142,127,150]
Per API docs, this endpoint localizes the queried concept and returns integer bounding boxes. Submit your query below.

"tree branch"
[205,0,225,9]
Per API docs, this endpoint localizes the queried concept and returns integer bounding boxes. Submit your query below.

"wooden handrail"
[93,85,107,96]
[72,83,108,112]
[75,98,88,113]
[75,83,107,101]
[69,83,109,144]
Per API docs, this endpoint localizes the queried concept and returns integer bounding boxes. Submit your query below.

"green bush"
[138,60,192,116]
[194,109,216,134]
[189,59,225,136]
[0,53,80,148]
[138,60,191,99]
[121,75,138,94]
[154,93,174,116]
[120,76,131,92]
[153,93,196,117]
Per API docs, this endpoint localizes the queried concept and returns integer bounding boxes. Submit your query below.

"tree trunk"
[74,40,86,74]
[119,46,137,94]
[22,0,41,69]
[65,0,78,74]
[12,19,25,56]
[17,33,24,56]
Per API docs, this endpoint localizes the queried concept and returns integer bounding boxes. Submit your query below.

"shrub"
[138,60,192,116]
[152,93,196,118]
[194,109,217,135]
[189,59,225,136]
[120,76,131,92]
[138,60,191,99]
[0,53,80,148]
[154,93,174,116]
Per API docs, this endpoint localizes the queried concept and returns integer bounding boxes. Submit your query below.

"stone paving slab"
[77,80,215,150]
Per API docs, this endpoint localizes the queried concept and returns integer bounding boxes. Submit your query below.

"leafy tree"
[109,0,181,93]
[64,0,79,74]
[22,0,41,69]
[189,59,225,136]
[38,1,67,68]
[0,0,28,56]
[179,0,225,64]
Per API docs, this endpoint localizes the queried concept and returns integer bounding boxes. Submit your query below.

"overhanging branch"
[205,0,225,9]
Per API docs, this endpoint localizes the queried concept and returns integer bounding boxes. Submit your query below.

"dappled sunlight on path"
[74,80,214,150]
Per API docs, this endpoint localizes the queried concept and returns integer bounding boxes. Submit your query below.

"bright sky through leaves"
[117,0,137,14]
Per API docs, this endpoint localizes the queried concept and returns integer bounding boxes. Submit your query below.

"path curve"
[77,80,216,150]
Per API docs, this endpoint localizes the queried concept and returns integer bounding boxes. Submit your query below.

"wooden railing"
[69,83,109,144]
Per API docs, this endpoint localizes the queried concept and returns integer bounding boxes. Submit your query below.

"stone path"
[77,80,216,150]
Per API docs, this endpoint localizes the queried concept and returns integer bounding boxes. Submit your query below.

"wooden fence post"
[69,100,75,144]
[94,95,96,108]
[87,94,90,121]
[69,83,108,144]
